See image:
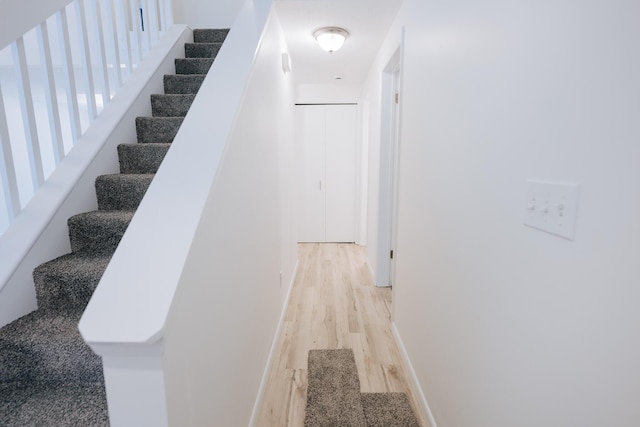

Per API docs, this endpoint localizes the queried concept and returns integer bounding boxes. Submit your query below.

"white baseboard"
[248,259,299,427]
[391,322,438,427]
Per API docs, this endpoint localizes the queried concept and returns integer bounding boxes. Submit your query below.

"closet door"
[297,104,357,243]
[325,105,356,242]
[298,105,326,242]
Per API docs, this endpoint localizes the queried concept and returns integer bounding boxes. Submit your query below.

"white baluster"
[57,8,82,144]
[107,0,124,86]
[76,0,98,120]
[92,0,112,104]
[37,22,65,164]
[12,37,44,190]
[114,0,134,79]
[130,0,143,64]
[112,0,133,81]
[141,0,152,55]
[163,0,173,30]
[0,84,21,219]
[157,0,166,32]
[146,0,159,46]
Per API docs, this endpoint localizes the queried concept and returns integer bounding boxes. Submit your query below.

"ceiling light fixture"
[313,27,349,53]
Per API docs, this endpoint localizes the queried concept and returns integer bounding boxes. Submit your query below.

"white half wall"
[363,0,640,426]
[163,7,297,426]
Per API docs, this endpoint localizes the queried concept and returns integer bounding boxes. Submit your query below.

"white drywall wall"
[295,83,362,104]
[364,0,640,425]
[163,6,297,426]
[171,0,244,29]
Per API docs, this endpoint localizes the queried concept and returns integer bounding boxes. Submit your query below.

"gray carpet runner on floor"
[0,28,228,424]
[304,349,420,427]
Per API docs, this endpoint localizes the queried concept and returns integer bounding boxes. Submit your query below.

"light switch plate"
[524,180,580,240]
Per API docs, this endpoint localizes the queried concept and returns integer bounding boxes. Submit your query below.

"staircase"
[0,28,228,424]
[305,349,421,427]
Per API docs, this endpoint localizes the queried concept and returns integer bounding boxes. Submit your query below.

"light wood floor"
[254,243,425,426]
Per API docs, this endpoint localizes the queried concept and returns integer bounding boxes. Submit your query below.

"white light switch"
[524,180,580,240]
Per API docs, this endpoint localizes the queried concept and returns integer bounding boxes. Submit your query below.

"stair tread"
[186,42,223,46]
[119,142,172,148]
[96,173,155,181]
[69,209,135,223]
[0,308,104,384]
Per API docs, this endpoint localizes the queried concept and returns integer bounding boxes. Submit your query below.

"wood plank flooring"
[254,243,426,426]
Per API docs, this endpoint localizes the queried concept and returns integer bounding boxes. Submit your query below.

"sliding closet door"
[297,104,357,243]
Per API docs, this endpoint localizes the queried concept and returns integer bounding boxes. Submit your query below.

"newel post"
[89,340,168,426]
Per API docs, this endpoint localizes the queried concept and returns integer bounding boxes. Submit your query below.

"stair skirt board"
[0,28,228,424]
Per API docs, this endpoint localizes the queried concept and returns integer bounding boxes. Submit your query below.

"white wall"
[163,8,297,426]
[171,0,244,29]
[295,83,361,104]
[364,0,640,426]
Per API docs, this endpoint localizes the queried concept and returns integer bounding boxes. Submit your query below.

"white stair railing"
[0,0,173,235]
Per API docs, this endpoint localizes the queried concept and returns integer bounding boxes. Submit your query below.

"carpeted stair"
[304,349,421,427]
[0,28,228,424]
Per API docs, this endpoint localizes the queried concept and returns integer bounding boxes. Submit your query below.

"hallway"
[255,243,425,426]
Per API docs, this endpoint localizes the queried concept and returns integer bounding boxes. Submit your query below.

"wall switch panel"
[524,180,580,240]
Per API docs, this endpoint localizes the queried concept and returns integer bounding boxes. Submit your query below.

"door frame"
[375,33,405,292]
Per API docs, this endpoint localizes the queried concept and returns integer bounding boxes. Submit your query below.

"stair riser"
[95,175,153,211]
[151,94,195,117]
[185,43,222,58]
[33,256,110,312]
[164,75,205,94]
[193,28,229,43]
[175,58,214,75]
[118,143,171,174]
[34,269,102,312]
[68,212,134,253]
[135,117,183,144]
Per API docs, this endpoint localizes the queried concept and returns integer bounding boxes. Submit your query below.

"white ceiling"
[274,0,403,85]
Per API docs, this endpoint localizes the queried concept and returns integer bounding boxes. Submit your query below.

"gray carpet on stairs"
[305,349,367,427]
[361,392,420,427]
[304,349,421,427]
[0,28,227,424]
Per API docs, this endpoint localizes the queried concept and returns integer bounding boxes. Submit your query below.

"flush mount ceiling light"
[313,27,349,53]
